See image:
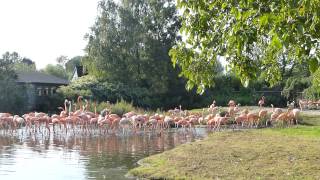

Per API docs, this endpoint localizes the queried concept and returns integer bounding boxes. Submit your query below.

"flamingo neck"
[64,100,68,113]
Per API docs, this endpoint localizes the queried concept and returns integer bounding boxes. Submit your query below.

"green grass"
[265,113,320,138]
[264,126,320,138]
[129,112,320,179]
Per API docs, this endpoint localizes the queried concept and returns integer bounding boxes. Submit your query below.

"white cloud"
[0,0,99,69]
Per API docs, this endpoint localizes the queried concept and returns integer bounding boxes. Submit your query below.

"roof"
[16,72,69,85]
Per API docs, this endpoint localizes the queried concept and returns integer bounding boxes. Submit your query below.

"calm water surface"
[0,129,208,180]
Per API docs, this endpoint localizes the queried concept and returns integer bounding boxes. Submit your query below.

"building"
[71,66,87,81]
[16,72,69,111]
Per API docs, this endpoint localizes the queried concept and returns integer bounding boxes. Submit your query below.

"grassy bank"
[129,113,320,179]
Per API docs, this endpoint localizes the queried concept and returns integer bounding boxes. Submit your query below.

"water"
[0,129,208,180]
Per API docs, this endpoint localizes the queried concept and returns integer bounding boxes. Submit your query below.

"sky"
[0,0,100,69]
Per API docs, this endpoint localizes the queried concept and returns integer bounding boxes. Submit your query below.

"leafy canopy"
[84,0,180,91]
[0,52,28,113]
[170,0,320,93]
[82,0,193,108]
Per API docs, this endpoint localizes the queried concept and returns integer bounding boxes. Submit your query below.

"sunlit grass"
[264,126,320,138]
[129,129,320,179]
[129,111,320,179]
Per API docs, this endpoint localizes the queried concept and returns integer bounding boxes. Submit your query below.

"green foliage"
[59,70,290,109]
[303,86,320,100]
[0,52,29,114]
[0,80,28,114]
[14,57,37,72]
[82,0,189,108]
[308,58,319,73]
[94,100,136,116]
[311,67,320,91]
[203,75,253,105]
[282,77,311,100]
[14,62,36,72]
[201,75,288,107]
[109,99,135,116]
[96,101,111,113]
[264,94,287,107]
[303,68,320,99]
[171,0,320,93]
[35,93,65,114]
[58,74,185,109]
[57,75,97,98]
[41,64,68,79]
[65,56,82,79]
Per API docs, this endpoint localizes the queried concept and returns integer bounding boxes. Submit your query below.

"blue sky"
[0,0,99,69]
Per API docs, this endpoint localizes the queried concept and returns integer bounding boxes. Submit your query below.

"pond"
[0,128,208,180]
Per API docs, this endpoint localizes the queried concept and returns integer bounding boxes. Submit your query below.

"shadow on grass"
[299,121,316,126]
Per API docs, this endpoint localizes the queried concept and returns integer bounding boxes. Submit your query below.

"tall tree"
[83,0,185,108]
[170,0,320,93]
[0,52,28,113]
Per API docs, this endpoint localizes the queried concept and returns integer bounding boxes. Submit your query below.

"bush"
[282,77,311,100]
[57,73,290,110]
[110,99,135,116]
[57,75,97,99]
[96,101,111,114]
[303,86,320,100]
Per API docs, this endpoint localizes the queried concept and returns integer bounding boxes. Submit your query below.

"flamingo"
[208,100,217,113]
[267,104,283,126]
[235,109,248,127]
[288,108,300,125]
[228,100,236,107]
[276,109,292,126]
[119,117,132,134]
[198,108,206,125]
[164,116,174,129]
[246,112,259,128]
[13,115,25,130]
[57,99,69,117]
[258,96,265,107]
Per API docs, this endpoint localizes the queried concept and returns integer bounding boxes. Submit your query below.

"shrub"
[96,101,111,113]
[303,86,320,100]
[282,77,311,100]
[110,99,135,116]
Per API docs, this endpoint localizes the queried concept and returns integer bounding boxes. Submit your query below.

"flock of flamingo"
[0,96,306,135]
[298,99,320,110]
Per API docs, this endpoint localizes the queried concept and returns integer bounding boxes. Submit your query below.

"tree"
[41,64,68,79]
[170,0,320,93]
[0,52,28,113]
[1,52,37,72]
[14,58,37,72]
[56,55,69,68]
[65,56,82,73]
[83,0,188,108]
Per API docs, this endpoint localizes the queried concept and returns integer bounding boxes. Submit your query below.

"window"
[51,87,57,95]
[37,87,42,96]
[44,87,49,96]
